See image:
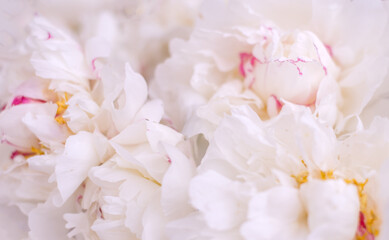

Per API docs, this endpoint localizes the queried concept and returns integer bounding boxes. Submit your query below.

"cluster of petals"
[0,1,199,239]
[1,0,389,240]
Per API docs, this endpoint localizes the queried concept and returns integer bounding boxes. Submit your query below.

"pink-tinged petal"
[29,16,90,88]
[10,150,33,160]
[266,95,283,118]
[11,96,46,106]
[356,212,376,240]
[11,79,52,102]
[91,58,97,71]
[325,44,334,58]
[85,13,117,74]
[0,103,57,150]
[239,53,253,77]
[239,30,339,107]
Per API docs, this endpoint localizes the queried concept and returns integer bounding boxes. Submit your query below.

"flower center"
[10,145,45,160]
[291,169,379,239]
[345,179,379,240]
[55,93,69,125]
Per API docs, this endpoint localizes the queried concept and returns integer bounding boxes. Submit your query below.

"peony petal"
[300,179,359,240]
[189,170,252,231]
[161,143,196,219]
[110,63,148,131]
[53,131,109,206]
[241,186,307,240]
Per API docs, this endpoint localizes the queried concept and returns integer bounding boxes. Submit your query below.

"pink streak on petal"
[356,211,375,240]
[10,150,32,160]
[313,43,328,76]
[322,65,328,76]
[274,58,308,76]
[0,104,5,111]
[239,53,252,77]
[248,77,256,89]
[270,94,283,111]
[324,44,334,58]
[91,58,97,71]
[267,94,284,117]
[239,52,263,79]
[11,96,46,106]
[240,52,323,79]
[12,96,32,105]
[167,155,172,164]
[162,117,178,131]
[250,56,257,66]
[99,207,105,219]
[47,32,52,40]
[290,61,302,76]
[77,195,83,204]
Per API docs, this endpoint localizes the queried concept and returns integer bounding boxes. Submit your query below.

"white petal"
[29,16,90,88]
[146,121,183,153]
[0,103,57,149]
[161,144,196,219]
[110,63,148,131]
[28,196,76,240]
[189,170,251,230]
[300,179,359,240]
[23,111,68,145]
[241,186,307,240]
[54,131,109,206]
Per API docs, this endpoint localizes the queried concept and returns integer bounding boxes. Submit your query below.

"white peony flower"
[164,104,389,240]
[2,1,389,240]
[0,10,196,239]
[152,0,389,137]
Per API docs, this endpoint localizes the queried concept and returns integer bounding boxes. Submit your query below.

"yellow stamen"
[344,179,368,206]
[301,159,307,168]
[55,116,67,125]
[291,171,309,187]
[56,95,68,116]
[320,170,335,180]
[31,146,44,155]
[345,178,379,239]
[55,93,70,125]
